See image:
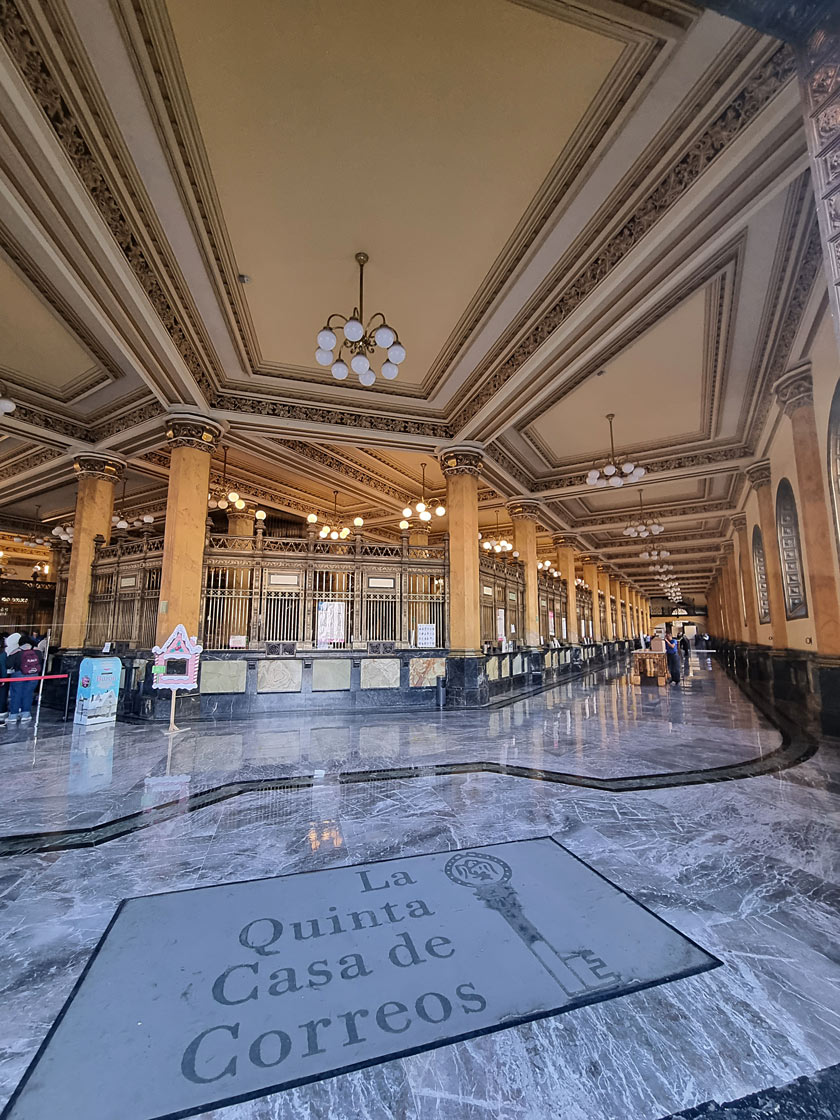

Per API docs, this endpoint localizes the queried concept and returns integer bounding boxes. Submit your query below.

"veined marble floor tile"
[1,658,839,1119]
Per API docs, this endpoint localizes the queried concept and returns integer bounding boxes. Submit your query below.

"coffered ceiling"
[0,0,829,600]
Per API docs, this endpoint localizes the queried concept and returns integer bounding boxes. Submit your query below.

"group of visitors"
[0,631,46,724]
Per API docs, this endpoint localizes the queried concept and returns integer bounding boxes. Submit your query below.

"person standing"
[7,635,42,723]
[664,632,681,685]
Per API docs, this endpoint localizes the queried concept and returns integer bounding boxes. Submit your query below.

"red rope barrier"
[0,674,69,682]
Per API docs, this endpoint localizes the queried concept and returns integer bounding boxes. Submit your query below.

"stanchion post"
[33,628,51,733]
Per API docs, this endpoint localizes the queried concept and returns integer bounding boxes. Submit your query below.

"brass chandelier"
[316,252,405,387]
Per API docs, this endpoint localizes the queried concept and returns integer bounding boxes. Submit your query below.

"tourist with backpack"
[7,635,43,723]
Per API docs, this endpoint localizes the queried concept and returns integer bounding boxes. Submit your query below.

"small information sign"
[416,623,437,648]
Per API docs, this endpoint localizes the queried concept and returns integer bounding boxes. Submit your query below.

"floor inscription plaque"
[1,837,719,1120]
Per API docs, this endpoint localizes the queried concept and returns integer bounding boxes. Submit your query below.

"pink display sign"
[151,625,202,691]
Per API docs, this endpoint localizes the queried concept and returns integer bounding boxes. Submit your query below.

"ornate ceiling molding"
[449,40,796,433]
[563,498,735,527]
[0,446,63,482]
[519,238,744,466]
[275,441,415,505]
[740,184,823,449]
[530,444,751,492]
[216,393,453,440]
[119,0,667,400]
[0,0,217,403]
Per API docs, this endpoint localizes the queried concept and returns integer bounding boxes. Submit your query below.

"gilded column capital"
[774,362,813,416]
[73,454,124,483]
[552,533,580,550]
[744,460,772,491]
[165,414,224,453]
[436,443,484,478]
[506,498,542,523]
[731,513,748,533]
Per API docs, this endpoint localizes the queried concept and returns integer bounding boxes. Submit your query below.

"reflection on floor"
[1,654,839,1119]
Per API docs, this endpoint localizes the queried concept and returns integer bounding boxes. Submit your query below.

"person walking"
[7,635,43,723]
[664,632,681,686]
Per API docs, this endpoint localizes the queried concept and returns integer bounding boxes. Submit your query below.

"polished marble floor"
[1,655,839,1119]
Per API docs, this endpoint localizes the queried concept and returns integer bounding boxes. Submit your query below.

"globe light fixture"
[315,252,405,386]
[481,511,514,554]
[622,490,663,537]
[586,413,646,489]
[400,462,445,529]
[255,510,267,521]
[309,491,358,541]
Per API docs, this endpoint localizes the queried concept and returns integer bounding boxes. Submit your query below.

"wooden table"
[630,650,668,686]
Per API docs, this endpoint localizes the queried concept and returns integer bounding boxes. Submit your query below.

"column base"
[444,654,489,708]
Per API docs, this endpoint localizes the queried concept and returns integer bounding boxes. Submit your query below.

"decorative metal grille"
[775,478,808,620]
[76,532,448,650]
[752,525,771,625]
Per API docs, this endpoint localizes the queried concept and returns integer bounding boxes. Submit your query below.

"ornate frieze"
[0,447,64,482]
[749,214,823,448]
[0,0,216,404]
[277,441,415,504]
[774,363,814,415]
[731,513,748,532]
[744,461,772,491]
[73,454,125,482]
[531,444,752,492]
[89,400,166,443]
[164,417,223,453]
[721,540,735,555]
[798,11,840,332]
[560,498,733,527]
[438,446,484,478]
[449,44,797,433]
[213,392,453,440]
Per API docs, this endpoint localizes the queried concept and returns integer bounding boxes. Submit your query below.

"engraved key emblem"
[444,850,621,998]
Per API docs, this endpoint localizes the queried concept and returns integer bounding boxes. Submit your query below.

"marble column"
[438,444,487,706]
[775,364,840,655]
[611,577,625,639]
[62,455,124,648]
[722,541,743,642]
[157,416,223,644]
[600,569,615,640]
[626,588,635,637]
[716,560,733,640]
[409,527,430,547]
[552,535,578,644]
[507,499,543,648]
[745,461,788,649]
[582,561,601,641]
[438,445,483,656]
[711,582,723,640]
[732,514,759,644]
